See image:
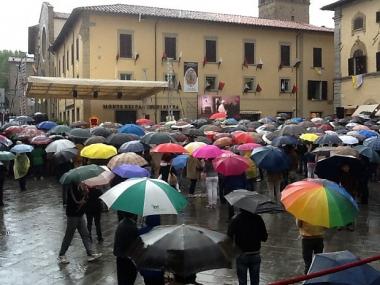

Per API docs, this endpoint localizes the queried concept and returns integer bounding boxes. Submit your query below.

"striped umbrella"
[100,178,188,216]
[107,152,148,169]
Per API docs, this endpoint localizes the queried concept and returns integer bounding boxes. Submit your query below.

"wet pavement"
[1,176,380,285]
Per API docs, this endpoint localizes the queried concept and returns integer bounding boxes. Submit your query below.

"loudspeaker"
[336,107,345,119]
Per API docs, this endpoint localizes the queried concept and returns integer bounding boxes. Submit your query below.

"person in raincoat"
[244,152,257,191]
[187,155,202,197]
[14,153,30,192]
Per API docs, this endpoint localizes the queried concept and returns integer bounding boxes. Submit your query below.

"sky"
[1,0,336,51]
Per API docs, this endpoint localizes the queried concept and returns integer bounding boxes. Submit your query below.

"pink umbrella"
[352,125,370,131]
[237,143,262,151]
[192,145,223,159]
[212,153,250,176]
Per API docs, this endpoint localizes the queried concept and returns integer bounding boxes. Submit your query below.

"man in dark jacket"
[228,210,268,285]
[114,212,139,285]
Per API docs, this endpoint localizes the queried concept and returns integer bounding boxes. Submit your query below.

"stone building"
[259,0,310,23]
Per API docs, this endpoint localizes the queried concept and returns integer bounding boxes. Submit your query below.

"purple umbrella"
[112,164,150,178]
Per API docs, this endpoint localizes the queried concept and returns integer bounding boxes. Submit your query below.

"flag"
[162,52,167,62]
[242,58,248,69]
[203,56,208,67]
[256,59,263,69]
[352,74,363,89]
[218,81,225,91]
[243,83,250,93]
[205,80,211,90]
[291,84,297,94]
[177,81,182,92]
[256,84,262,93]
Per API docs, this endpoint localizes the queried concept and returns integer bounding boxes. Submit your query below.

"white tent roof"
[352,104,379,117]
[26,76,168,100]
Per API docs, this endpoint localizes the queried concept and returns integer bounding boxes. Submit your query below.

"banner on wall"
[198,95,240,118]
[183,62,199,93]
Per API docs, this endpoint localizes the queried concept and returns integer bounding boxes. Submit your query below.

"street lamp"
[166,59,174,121]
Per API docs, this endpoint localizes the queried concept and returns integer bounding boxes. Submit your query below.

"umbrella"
[213,137,233,147]
[172,154,189,171]
[331,146,359,158]
[214,133,232,140]
[84,136,107,146]
[318,124,334,132]
[232,132,254,144]
[107,152,148,169]
[280,125,304,136]
[80,143,117,160]
[271,135,299,147]
[338,135,359,145]
[0,135,13,147]
[10,144,34,153]
[112,164,150,178]
[0,121,19,131]
[68,128,91,142]
[364,137,380,151]
[136,118,153,125]
[212,153,250,176]
[45,139,76,153]
[182,128,204,137]
[151,143,187,154]
[315,155,362,181]
[224,118,238,125]
[141,132,176,145]
[281,179,359,227]
[352,125,370,131]
[170,132,188,143]
[17,127,45,140]
[315,134,343,146]
[259,117,275,124]
[118,124,145,136]
[354,145,380,163]
[237,143,262,152]
[53,148,78,163]
[29,135,52,145]
[119,141,145,153]
[194,136,212,144]
[132,224,232,277]
[251,146,290,172]
[36,121,57,131]
[300,133,320,143]
[200,125,222,133]
[14,115,34,124]
[311,117,325,124]
[357,130,378,139]
[60,164,105,184]
[81,168,115,189]
[90,127,112,138]
[184,142,206,155]
[107,133,135,147]
[0,151,16,161]
[192,145,223,159]
[100,122,122,129]
[305,250,380,285]
[47,125,71,135]
[70,121,90,128]
[225,190,284,214]
[100,178,188,216]
[209,112,227,120]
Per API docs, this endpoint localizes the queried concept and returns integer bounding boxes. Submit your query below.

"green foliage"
[0,50,26,90]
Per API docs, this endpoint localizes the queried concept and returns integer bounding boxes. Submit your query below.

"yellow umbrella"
[184,142,206,155]
[80,143,117,159]
[300,133,320,143]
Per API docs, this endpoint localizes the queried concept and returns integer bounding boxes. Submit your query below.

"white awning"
[240,110,262,114]
[352,104,379,117]
[26,76,168,100]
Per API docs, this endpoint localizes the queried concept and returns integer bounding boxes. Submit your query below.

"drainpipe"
[154,19,158,123]
[72,31,76,122]
[295,32,301,117]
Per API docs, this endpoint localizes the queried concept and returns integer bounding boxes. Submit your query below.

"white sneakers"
[58,253,102,264]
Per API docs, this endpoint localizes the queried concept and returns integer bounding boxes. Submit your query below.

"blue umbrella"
[251,146,290,172]
[118,124,145,136]
[290,117,304,124]
[271,135,299,147]
[224,118,238,125]
[354,145,380,163]
[112,164,150,178]
[364,137,380,151]
[315,134,343,146]
[119,141,145,153]
[10,144,34,153]
[172,154,189,171]
[357,130,379,139]
[305,250,380,285]
[37,121,58,131]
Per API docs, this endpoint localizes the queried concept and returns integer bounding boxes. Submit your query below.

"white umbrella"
[339,135,359,145]
[45,139,76,153]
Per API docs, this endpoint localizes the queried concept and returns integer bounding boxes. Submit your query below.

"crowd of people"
[0,113,379,285]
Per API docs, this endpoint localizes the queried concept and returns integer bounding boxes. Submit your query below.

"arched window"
[352,13,366,32]
[348,42,367,75]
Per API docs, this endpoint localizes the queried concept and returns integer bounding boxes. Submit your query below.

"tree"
[0,50,25,90]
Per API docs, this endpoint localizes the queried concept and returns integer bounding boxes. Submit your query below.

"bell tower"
[258,0,310,23]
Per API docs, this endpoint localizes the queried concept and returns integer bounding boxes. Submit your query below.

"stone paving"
[1,176,380,285]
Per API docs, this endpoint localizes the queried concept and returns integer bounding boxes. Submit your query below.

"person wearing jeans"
[236,254,261,285]
[266,171,282,202]
[202,159,218,208]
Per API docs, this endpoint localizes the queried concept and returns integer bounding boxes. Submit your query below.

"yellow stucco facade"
[52,8,334,124]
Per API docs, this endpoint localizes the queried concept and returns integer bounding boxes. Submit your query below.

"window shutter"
[356,55,367,74]
[165,37,176,59]
[377,11,380,23]
[206,40,217,62]
[348,57,354,75]
[120,34,132,58]
[307,81,313,100]
[322,81,328,100]
[376,52,380,72]
[244,42,255,65]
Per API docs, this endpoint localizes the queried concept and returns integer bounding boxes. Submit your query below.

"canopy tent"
[26,76,168,101]
[352,104,379,117]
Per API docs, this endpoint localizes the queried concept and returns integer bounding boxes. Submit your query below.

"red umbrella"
[29,135,52,145]
[136,118,153,125]
[318,124,333,132]
[213,153,250,176]
[237,143,262,151]
[213,137,233,147]
[4,126,23,137]
[214,133,232,140]
[209,112,227,120]
[233,132,255,144]
[151,143,187,154]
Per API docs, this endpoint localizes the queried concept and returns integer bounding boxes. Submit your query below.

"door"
[115,110,137,124]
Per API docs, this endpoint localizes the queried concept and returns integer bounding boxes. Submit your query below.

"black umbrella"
[0,121,19,131]
[200,125,222,132]
[194,136,212,144]
[70,121,90,128]
[68,128,91,143]
[106,133,134,148]
[140,132,176,145]
[132,224,233,278]
[315,134,343,146]
[90,127,112,138]
[53,148,78,164]
[224,190,284,214]
[182,128,204,137]
[315,155,362,181]
[279,125,304,136]
[84,136,107,146]
[271,135,299,147]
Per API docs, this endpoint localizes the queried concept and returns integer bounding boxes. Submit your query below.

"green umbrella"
[100,177,188,216]
[48,125,71,135]
[59,164,105,185]
[0,151,16,161]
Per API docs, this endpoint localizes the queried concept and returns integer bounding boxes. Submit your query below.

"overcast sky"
[2,0,336,51]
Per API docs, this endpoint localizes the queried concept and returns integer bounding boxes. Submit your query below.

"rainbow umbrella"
[281,179,359,228]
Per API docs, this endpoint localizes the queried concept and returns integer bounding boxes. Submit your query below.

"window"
[120,73,132,80]
[164,74,177,89]
[76,108,80,121]
[244,42,255,65]
[348,49,367,75]
[71,109,75,123]
[280,78,291,92]
[313,48,322,68]
[71,44,74,65]
[164,36,177,59]
[205,39,217,63]
[205,76,216,91]
[76,38,79,61]
[308,81,328,100]
[58,59,61,76]
[243,77,255,92]
[376,52,380,72]
[353,16,364,30]
[66,50,69,70]
[62,55,65,73]
[119,33,133,58]
[280,44,290,66]
[376,11,380,23]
